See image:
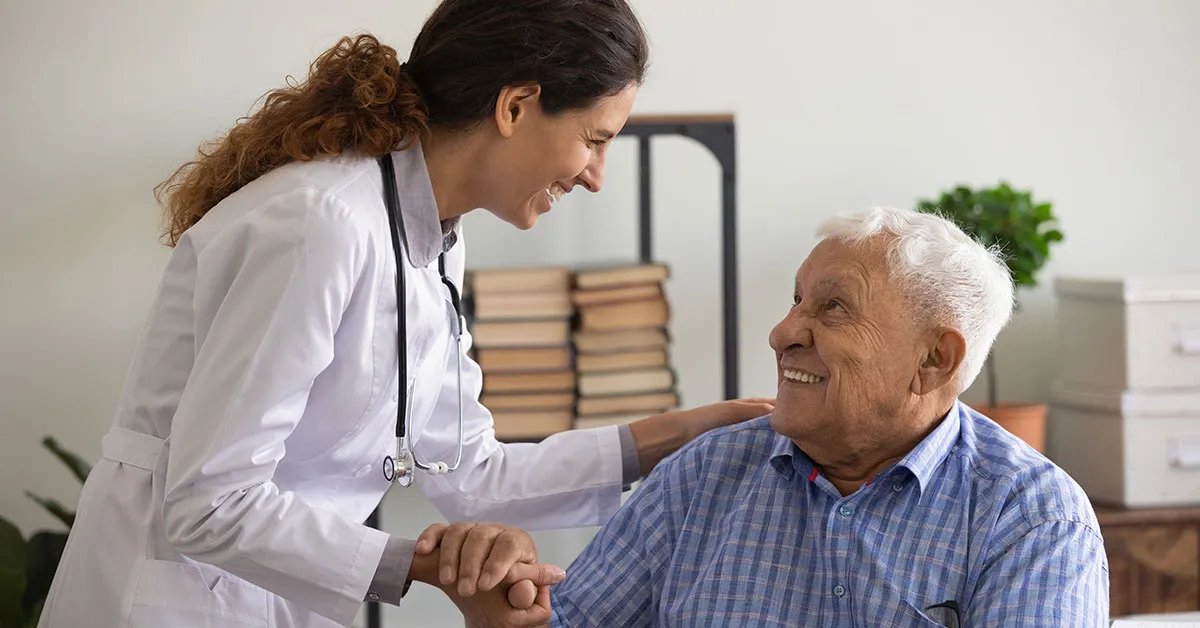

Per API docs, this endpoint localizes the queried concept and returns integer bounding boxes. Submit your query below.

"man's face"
[768,236,932,450]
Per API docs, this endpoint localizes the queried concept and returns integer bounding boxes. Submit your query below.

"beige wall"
[3,1,1199,625]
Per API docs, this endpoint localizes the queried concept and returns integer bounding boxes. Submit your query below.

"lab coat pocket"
[127,559,269,627]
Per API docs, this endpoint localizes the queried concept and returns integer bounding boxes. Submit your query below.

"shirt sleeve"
[964,519,1109,626]
[548,444,688,628]
[160,190,389,627]
[366,536,417,605]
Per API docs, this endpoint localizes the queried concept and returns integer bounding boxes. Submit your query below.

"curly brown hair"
[155,34,425,246]
[156,0,649,247]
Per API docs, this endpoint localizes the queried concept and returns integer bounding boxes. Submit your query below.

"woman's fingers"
[437,522,473,586]
[456,524,502,596]
[477,527,539,592]
[415,523,447,555]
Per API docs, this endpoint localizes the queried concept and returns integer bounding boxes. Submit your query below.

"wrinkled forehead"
[796,236,892,286]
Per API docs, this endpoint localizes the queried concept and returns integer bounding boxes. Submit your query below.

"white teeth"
[782,368,825,384]
[545,184,565,204]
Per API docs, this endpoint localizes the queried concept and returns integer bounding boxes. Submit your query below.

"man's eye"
[792,295,802,307]
[824,300,845,312]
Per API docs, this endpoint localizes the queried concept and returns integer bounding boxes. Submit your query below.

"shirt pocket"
[895,599,958,628]
[127,558,269,628]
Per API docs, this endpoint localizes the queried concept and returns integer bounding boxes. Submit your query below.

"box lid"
[1050,380,1200,415]
[1054,274,1200,303]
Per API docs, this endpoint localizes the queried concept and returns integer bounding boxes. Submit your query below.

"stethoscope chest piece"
[383,446,415,487]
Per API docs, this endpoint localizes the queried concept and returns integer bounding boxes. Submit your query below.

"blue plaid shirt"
[550,401,1109,627]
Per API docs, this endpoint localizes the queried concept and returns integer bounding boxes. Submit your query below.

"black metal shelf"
[365,113,738,628]
[619,113,739,401]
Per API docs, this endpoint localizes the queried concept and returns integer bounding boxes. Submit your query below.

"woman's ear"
[912,327,967,396]
[493,84,542,138]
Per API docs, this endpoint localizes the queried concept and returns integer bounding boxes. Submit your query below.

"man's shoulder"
[957,404,1099,533]
[657,414,780,477]
[688,414,781,451]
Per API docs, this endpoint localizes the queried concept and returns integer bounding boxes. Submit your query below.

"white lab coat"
[37,144,625,628]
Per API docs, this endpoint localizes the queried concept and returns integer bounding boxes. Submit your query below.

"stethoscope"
[377,154,465,487]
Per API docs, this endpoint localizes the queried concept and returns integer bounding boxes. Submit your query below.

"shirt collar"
[767,400,963,496]
[387,140,460,268]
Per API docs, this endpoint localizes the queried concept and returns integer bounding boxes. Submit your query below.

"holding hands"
[409,522,561,628]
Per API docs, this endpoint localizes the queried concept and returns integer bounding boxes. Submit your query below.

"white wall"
[3,0,1199,625]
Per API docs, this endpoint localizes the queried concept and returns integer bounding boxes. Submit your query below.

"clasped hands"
[408,522,560,628]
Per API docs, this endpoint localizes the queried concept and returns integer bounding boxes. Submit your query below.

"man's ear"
[911,327,967,396]
[493,84,542,138]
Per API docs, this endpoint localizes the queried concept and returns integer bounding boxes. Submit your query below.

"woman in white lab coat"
[38,1,773,627]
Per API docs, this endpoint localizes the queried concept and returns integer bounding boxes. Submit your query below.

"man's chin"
[769,402,824,439]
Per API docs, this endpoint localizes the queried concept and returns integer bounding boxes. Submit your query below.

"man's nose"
[769,312,814,353]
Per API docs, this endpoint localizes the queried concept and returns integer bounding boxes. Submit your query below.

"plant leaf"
[23,493,74,530]
[0,570,27,628]
[42,438,90,484]
[24,599,43,628]
[0,518,25,575]
[21,532,67,619]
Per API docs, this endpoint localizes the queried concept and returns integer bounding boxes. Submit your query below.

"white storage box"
[1047,382,1200,507]
[1055,275,1200,390]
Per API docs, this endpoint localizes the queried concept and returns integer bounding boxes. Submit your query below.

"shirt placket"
[810,472,857,628]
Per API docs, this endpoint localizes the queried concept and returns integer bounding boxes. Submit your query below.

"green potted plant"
[915,182,1064,452]
[0,438,91,628]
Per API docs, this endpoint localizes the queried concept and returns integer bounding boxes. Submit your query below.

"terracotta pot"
[970,403,1046,454]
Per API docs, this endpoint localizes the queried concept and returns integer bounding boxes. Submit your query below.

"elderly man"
[547,207,1109,627]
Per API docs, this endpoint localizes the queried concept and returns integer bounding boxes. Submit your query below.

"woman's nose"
[575,150,606,193]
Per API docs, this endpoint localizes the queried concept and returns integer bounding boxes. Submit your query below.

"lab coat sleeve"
[160,190,390,627]
[415,233,626,530]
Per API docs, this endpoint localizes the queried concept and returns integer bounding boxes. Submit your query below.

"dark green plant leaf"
[21,532,67,619]
[23,598,43,628]
[0,571,27,628]
[0,518,24,574]
[22,493,73,530]
[42,438,90,484]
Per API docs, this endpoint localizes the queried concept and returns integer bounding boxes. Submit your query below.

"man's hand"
[414,522,564,598]
[629,398,776,475]
[447,563,552,628]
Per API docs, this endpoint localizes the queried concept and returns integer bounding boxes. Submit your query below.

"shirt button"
[838,505,854,517]
[892,482,903,492]
[833,584,846,598]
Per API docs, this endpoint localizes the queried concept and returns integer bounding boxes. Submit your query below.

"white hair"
[815,206,1015,392]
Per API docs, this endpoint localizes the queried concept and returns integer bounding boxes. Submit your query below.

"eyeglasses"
[924,600,961,628]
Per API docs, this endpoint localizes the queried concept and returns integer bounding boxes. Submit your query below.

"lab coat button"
[392,393,399,403]
[367,592,380,601]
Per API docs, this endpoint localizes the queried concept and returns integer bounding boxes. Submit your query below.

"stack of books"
[466,267,576,440]
[570,263,680,429]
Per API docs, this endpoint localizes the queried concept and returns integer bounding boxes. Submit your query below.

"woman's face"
[480,83,637,229]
